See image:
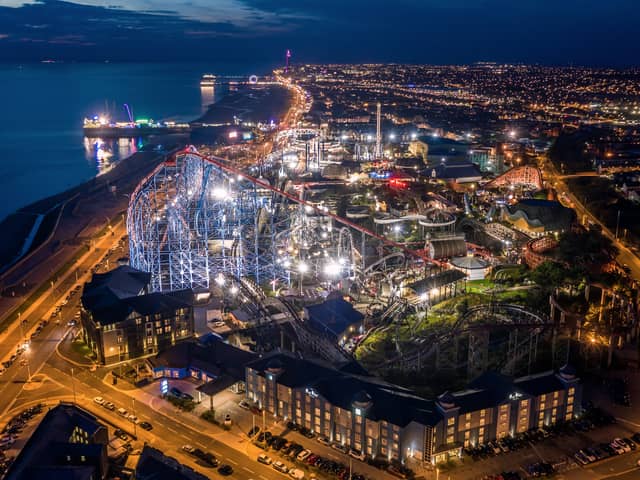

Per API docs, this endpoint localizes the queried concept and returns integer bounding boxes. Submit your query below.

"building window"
[447,417,455,426]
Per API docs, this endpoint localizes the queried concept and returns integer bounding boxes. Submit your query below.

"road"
[540,157,640,280]
[0,218,127,370]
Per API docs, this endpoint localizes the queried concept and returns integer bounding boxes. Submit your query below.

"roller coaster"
[128,147,445,294]
[363,301,555,379]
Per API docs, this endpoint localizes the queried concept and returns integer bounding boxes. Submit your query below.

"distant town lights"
[298,262,309,273]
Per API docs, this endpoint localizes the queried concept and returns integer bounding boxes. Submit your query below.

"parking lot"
[452,407,640,479]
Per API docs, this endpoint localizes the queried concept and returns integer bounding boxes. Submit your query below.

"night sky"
[0,0,638,66]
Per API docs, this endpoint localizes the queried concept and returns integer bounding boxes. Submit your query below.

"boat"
[200,74,216,87]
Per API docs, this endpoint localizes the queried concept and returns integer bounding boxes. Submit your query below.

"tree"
[530,261,570,291]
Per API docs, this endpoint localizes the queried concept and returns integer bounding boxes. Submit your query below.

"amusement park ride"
[127,147,447,297]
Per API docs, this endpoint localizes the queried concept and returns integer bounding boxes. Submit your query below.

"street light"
[298,262,308,296]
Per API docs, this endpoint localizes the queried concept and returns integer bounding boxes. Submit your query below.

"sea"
[0,62,270,222]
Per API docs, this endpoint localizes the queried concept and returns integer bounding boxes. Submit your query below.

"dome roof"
[437,391,457,409]
[351,390,373,409]
[451,256,488,270]
[558,364,577,380]
[266,358,284,375]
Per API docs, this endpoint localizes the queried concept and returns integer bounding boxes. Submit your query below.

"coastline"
[0,135,186,283]
[0,80,292,279]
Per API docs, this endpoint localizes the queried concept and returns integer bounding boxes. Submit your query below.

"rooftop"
[304,297,365,339]
[248,352,441,427]
[150,336,257,382]
[5,403,107,480]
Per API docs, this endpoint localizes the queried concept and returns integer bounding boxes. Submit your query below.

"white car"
[349,449,366,461]
[238,400,251,410]
[289,468,305,479]
[127,414,139,424]
[257,454,272,465]
[272,461,288,473]
[181,444,195,453]
[296,449,311,461]
[116,408,128,417]
[93,396,105,405]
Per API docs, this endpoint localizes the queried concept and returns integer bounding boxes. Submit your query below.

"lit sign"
[508,392,523,401]
[161,379,168,395]
[354,407,362,416]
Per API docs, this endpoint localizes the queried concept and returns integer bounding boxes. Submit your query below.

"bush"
[201,409,216,422]
[165,395,196,412]
[200,409,230,430]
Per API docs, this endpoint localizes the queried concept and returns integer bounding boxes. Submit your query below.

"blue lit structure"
[128,148,285,292]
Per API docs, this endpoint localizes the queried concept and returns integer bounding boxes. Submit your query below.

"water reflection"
[201,86,215,114]
[84,137,139,175]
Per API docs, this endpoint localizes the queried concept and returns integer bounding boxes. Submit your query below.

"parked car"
[139,421,153,431]
[331,443,348,454]
[273,461,289,473]
[296,449,311,461]
[181,445,195,453]
[217,464,233,476]
[316,436,330,446]
[288,468,305,479]
[103,401,115,411]
[258,454,272,465]
[238,400,251,410]
[573,451,589,465]
[349,449,366,461]
[93,397,105,406]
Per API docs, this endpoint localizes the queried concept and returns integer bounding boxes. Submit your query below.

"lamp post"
[298,262,308,296]
[132,398,137,437]
[216,274,226,315]
[71,367,77,404]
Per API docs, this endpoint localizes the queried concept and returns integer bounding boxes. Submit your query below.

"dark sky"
[1,0,639,66]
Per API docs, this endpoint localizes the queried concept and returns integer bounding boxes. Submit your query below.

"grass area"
[71,340,93,358]
[465,279,495,293]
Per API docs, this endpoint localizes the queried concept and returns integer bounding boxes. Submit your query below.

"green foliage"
[557,230,617,266]
[530,261,571,290]
[166,395,196,412]
[200,409,231,430]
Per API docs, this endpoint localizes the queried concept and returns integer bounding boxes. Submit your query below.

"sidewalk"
[101,373,259,457]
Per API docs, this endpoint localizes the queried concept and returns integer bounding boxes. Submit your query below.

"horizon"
[1,0,639,67]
